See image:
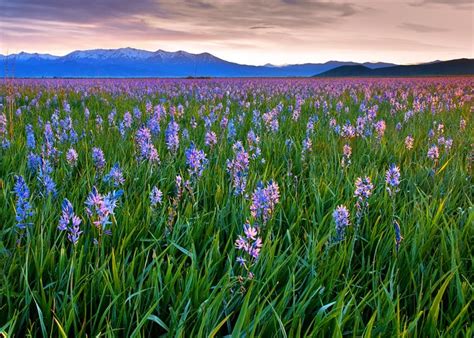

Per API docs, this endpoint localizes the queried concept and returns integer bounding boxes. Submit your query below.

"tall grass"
[0,78,472,337]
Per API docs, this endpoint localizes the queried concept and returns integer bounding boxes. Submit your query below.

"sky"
[0,0,472,65]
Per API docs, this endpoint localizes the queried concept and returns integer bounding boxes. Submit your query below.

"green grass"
[0,78,473,337]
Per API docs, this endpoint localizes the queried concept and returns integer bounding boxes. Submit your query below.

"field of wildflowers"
[0,77,472,336]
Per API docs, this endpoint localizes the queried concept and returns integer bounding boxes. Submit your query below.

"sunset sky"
[1,0,472,65]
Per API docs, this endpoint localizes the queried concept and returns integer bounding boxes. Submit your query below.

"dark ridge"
[315,58,474,77]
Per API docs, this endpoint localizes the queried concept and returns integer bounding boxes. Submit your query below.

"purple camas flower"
[427,145,439,161]
[405,135,414,150]
[42,121,57,159]
[13,175,34,229]
[247,130,261,159]
[235,221,263,266]
[165,119,180,153]
[393,220,403,252]
[92,147,106,171]
[26,124,36,150]
[385,164,400,196]
[150,186,163,208]
[354,176,373,201]
[103,162,125,187]
[38,157,57,197]
[301,137,312,159]
[58,198,82,245]
[0,113,7,136]
[84,107,90,120]
[250,180,280,224]
[333,205,350,241]
[226,141,250,195]
[85,186,123,235]
[135,127,160,164]
[95,115,103,130]
[0,113,10,149]
[341,144,352,168]
[185,143,208,179]
[354,176,373,221]
[108,109,116,127]
[66,148,78,167]
[262,108,279,133]
[133,106,142,120]
[444,138,453,152]
[436,123,444,135]
[27,152,41,172]
[205,130,217,147]
[341,122,356,139]
[374,120,386,139]
[123,111,133,128]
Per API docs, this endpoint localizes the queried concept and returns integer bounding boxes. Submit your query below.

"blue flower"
[13,175,34,229]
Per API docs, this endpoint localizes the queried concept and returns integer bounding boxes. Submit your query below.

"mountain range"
[0,47,471,78]
[315,58,474,77]
[0,47,395,78]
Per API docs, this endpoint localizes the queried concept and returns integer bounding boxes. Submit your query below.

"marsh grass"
[0,78,472,337]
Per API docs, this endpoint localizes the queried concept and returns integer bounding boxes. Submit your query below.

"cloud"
[0,0,471,64]
[250,25,275,30]
[0,0,163,23]
[410,0,473,8]
[399,22,449,33]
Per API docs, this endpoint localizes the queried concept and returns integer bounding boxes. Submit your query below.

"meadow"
[0,77,472,337]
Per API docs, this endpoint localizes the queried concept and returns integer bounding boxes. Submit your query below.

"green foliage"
[0,79,472,337]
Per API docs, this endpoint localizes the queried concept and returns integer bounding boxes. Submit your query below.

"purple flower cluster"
[393,220,403,252]
[427,145,439,162]
[58,198,82,245]
[235,221,262,263]
[26,124,36,150]
[354,176,373,221]
[354,176,373,201]
[185,143,208,179]
[262,108,279,132]
[85,186,123,235]
[374,120,386,139]
[247,130,261,159]
[405,135,414,150]
[301,137,312,159]
[13,175,34,229]
[38,157,57,197]
[341,144,352,168]
[66,148,78,167]
[150,186,163,208]
[333,205,350,241]
[385,164,400,196]
[135,127,160,164]
[165,119,180,153]
[103,162,125,187]
[226,141,250,195]
[42,121,58,159]
[205,130,217,147]
[341,122,356,139]
[0,113,10,149]
[92,147,106,171]
[250,180,280,224]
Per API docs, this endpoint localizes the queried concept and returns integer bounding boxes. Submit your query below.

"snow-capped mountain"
[0,47,397,77]
[1,52,59,61]
[63,47,155,60]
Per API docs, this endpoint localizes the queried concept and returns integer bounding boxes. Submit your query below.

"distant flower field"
[0,77,472,336]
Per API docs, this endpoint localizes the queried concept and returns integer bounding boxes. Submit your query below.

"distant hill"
[0,47,396,78]
[315,58,474,77]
